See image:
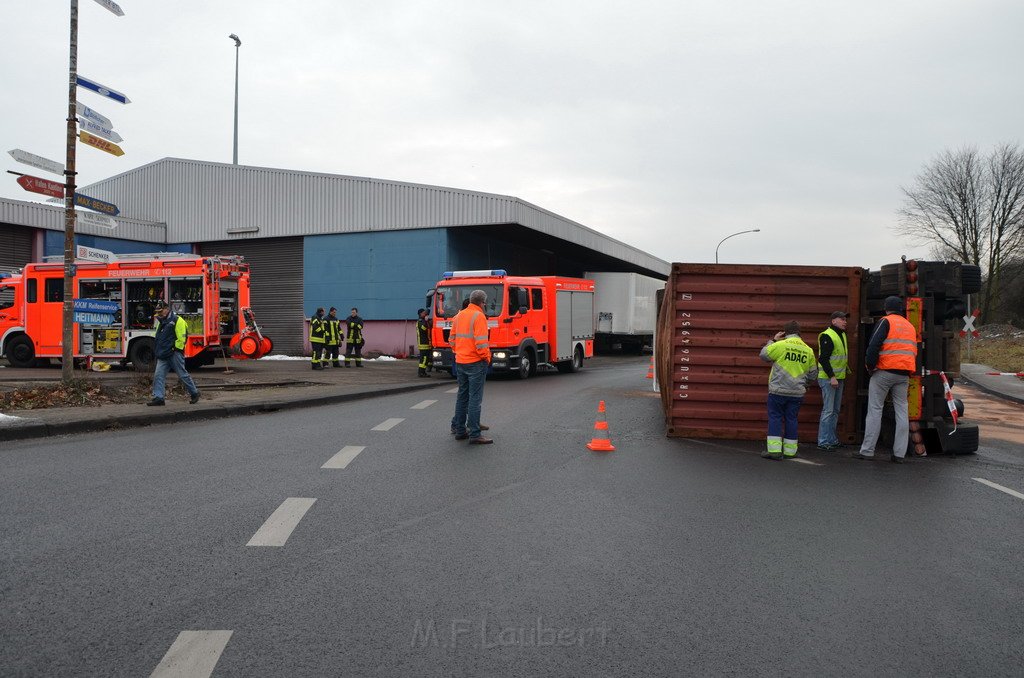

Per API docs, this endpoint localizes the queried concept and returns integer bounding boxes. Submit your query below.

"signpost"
[8,149,64,176]
[75,192,120,216]
[73,298,119,326]
[78,131,124,156]
[76,75,131,105]
[77,118,122,143]
[76,210,117,230]
[75,245,116,263]
[91,0,125,16]
[15,173,65,199]
[76,101,112,128]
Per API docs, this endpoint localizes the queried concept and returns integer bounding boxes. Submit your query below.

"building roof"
[0,196,166,244]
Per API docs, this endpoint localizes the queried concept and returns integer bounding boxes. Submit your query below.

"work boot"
[418,369,428,377]
[146,398,165,407]
[333,362,342,368]
[189,392,201,405]
[356,363,363,367]
[760,450,782,460]
[344,363,350,368]
[468,436,493,445]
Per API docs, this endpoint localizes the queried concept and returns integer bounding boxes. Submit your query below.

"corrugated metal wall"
[657,263,864,443]
[0,197,167,244]
[200,237,305,356]
[0,224,33,271]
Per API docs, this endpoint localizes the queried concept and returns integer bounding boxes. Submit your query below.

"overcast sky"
[2,0,1022,270]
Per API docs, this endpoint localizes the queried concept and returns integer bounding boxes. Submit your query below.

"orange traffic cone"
[645,357,654,379]
[586,400,616,451]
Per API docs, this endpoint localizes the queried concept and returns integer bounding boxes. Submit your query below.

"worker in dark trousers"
[324,307,343,368]
[309,307,326,370]
[345,307,365,367]
[416,307,432,377]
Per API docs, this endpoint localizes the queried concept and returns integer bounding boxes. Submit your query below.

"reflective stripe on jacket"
[346,316,364,345]
[310,316,326,344]
[760,334,817,397]
[325,318,342,345]
[817,327,848,379]
[876,313,917,372]
[452,304,490,364]
[416,318,431,348]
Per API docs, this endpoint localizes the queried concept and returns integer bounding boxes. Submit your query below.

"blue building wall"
[303,229,448,320]
[44,231,191,257]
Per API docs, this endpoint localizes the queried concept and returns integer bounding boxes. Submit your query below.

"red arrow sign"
[16,174,65,199]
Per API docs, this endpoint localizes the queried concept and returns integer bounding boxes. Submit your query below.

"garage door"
[200,237,304,355]
[0,224,33,272]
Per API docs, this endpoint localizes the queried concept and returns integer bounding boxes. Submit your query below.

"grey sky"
[2,1,1021,270]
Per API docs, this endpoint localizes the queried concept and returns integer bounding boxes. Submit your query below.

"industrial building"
[1,158,669,355]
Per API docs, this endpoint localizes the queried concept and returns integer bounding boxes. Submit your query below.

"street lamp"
[715,228,761,264]
[229,33,241,164]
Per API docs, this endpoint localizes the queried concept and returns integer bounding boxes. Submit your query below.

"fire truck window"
[27,279,37,303]
[0,285,14,310]
[531,288,543,310]
[45,278,63,303]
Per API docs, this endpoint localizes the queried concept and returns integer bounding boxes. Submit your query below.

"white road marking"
[150,630,233,678]
[410,399,437,410]
[789,458,822,466]
[246,498,316,547]
[973,478,1024,501]
[445,387,459,394]
[372,417,404,431]
[322,445,365,469]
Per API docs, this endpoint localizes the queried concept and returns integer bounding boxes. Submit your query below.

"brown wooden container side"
[657,263,864,441]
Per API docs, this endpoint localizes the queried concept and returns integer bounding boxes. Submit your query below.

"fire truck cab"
[0,253,270,370]
[428,270,595,379]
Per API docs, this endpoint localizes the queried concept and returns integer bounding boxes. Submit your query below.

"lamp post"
[229,33,241,164]
[715,228,760,264]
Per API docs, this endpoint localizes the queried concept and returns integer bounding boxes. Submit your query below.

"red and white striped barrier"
[924,370,958,433]
[985,371,1024,377]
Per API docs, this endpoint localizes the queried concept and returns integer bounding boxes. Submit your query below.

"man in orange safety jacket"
[449,289,492,444]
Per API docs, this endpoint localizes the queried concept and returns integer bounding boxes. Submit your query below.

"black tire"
[516,349,534,380]
[960,264,982,295]
[128,338,156,371]
[557,345,584,373]
[5,335,36,368]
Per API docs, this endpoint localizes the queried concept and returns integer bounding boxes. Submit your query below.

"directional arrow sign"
[76,101,112,128]
[16,174,64,199]
[76,210,117,230]
[92,0,125,16]
[8,149,64,176]
[77,118,123,143]
[75,192,119,216]
[76,75,131,105]
[78,131,124,157]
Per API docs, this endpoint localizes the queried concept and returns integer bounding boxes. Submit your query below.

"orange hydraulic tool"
[586,400,616,452]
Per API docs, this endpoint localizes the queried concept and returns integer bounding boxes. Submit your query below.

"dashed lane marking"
[246,498,317,547]
[973,478,1024,501]
[322,446,365,469]
[410,399,437,410]
[445,387,458,394]
[372,418,405,431]
[150,630,233,678]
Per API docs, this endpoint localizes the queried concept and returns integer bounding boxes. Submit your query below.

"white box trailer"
[585,271,664,353]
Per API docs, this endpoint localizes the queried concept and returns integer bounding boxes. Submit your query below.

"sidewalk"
[0,357,446,442]
[959,362,1024,406]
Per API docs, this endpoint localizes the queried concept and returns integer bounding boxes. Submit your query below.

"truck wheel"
[557,345,584,373]
[6,335,37,368]
[516,349,534,380]
[960,264,982,295]
[129,338,156,371]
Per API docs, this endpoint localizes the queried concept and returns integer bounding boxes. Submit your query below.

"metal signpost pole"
[63,0,80,383]
[230,34,241,164]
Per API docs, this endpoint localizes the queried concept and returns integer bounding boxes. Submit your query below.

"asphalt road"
[2,357,1023,677]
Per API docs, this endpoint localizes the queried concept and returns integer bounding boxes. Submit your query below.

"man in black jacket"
[147,301,200,406]
[344,308,365,367]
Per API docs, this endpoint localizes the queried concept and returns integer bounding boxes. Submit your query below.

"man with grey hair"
[450,289,492,444]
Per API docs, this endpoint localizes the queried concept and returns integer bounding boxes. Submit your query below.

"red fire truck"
[0,253,271,370]
[428,270,595,378]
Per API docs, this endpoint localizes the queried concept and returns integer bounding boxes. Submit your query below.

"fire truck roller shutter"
[199,237,303,355]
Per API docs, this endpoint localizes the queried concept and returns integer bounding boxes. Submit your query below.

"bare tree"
[898,143,1024,320]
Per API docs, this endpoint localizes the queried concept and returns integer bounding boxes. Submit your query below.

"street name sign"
[75,245,117,264]
[74,298,120,313]
[76,210,117,230]
[79,131,125,157]
[91,0,125,16]
[16,174,64,199]
[76,101,112,128]
[76,75,131,105]
[75,193,120,216]
[8,149,64,176]
[77,118,123,144]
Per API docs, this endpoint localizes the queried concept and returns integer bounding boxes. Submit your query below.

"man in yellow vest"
[759,320,817,460]
[816,311,850,450]
[856,296,918,463]
[449,289,492,444]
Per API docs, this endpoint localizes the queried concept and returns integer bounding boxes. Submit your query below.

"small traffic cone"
[645,357,654,379]
[586,400,616,451]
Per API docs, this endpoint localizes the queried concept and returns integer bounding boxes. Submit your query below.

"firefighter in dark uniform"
[344,307,365,367]
[416,307,432,377]
[324,307,343,368]
[309,307,326,370]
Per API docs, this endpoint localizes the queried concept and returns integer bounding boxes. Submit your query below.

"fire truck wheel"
[129,338,156,371]
[516,349,534,380]
[6,335,36,368]
[556,345,584,373]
